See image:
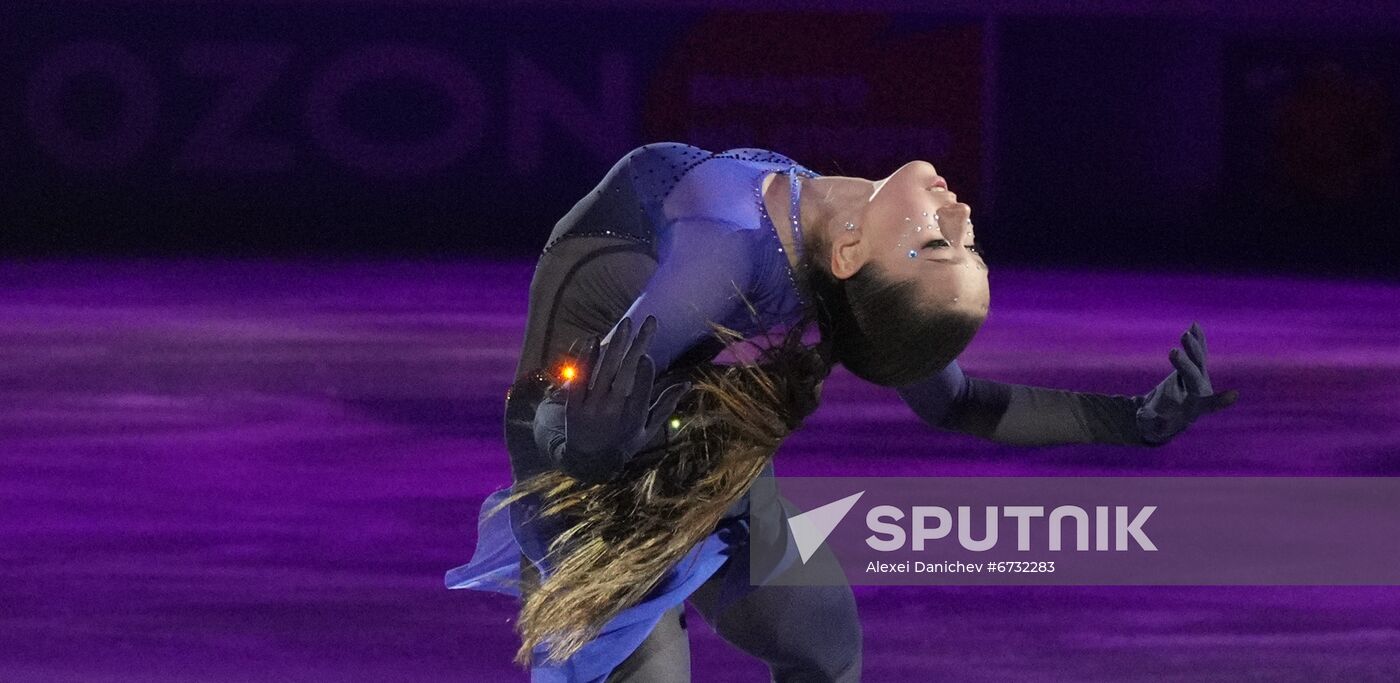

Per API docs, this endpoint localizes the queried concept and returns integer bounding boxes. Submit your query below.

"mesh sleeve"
[897,361,1153,446]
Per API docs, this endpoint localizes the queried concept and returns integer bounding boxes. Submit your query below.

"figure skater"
[445,142,1236,682]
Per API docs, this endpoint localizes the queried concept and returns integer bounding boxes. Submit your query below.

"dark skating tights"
[605,546,862,682]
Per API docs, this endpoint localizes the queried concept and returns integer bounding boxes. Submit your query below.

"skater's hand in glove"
[559,315,690,482]
[1135,322,1239,445]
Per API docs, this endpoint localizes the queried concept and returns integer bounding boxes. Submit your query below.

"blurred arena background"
[5,1,1398,274]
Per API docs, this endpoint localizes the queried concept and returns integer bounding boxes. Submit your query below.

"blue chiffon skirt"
[445,486,789,682]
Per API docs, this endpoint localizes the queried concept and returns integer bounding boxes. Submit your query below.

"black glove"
[1135,322,1239,445]
[556,315,690,483]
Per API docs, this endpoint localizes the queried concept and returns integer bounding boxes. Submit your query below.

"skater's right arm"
[533,315,690,484]
[533,220,755,484]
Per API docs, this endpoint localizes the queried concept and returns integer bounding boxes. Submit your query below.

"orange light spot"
[559,364,577,382]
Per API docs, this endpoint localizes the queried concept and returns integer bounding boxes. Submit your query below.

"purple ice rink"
[2,260,1398,682]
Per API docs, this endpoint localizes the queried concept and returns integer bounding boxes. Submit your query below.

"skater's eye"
[921,239,983,261]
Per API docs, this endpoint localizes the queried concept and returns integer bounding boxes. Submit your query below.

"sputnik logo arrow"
[787,491,864,563]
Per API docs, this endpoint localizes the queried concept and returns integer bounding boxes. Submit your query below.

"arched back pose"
[445,143,1237,682]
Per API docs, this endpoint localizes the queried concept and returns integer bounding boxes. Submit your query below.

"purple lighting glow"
[1,260,1397,681]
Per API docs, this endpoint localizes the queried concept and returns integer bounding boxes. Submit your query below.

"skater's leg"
[688,549,861,682]
[605,603,692,682]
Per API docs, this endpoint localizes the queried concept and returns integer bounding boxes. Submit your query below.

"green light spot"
[669,417,681,430]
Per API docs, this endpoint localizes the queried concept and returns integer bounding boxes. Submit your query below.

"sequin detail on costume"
[754,165,820,310]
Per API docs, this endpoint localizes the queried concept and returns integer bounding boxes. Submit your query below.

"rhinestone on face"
[907,250,917,258]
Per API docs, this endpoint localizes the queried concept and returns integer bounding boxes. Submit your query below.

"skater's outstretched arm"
[898,323,1238,446]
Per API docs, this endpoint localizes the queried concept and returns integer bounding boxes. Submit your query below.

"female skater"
[445,142,1236,682]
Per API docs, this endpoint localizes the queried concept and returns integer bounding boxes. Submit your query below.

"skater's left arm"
[897,323,1238,446]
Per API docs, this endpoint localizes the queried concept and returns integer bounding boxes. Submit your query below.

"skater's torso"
[509,143,819,481]
[514,143,817,383]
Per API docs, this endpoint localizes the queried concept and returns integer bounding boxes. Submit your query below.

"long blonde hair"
[493,319,829,665]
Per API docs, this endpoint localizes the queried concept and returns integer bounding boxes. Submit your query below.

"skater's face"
[830,161,989,318]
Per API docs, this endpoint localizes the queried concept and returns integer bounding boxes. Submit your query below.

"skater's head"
[801,161,988,386]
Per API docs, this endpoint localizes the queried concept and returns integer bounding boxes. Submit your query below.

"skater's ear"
[826,228,867,280]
